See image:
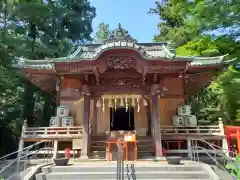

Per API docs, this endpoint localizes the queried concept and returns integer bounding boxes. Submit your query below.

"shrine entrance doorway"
[110,107,134,131]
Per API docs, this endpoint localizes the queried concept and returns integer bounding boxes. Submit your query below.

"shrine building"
[13,24,232,161]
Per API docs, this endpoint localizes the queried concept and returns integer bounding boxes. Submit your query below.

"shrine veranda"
[14,24,234,160]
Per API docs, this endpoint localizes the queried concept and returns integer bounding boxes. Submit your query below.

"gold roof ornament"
[108,97,113,107]
[96,99,101,108]
[73,97,84,105]
[120,97,124,107]
[137,97,140,112]
[125,97,128,112]
[131,96,136,107]
[114,97,117,111]
[102,97,105,112]
[143,99,148,106]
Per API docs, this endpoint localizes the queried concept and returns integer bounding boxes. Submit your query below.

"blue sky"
[89,0,159,42]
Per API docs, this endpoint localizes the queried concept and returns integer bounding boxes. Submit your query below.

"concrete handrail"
[191,138,236,158]
[0,142,53,179]
[0,141,44,161]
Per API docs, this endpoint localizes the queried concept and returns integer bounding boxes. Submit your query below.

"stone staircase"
[90,136,106,159]
[35,161,218,180]
[137,136,153,159]
[90,136,154,160]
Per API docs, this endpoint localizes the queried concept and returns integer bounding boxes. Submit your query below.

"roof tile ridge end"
[68,46,83,59]
[162,44,175,59]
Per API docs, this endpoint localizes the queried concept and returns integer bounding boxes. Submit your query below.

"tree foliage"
[93,22,111,44]
[0,0,96,155]
[151,0,240,124]
[150,0,240,45]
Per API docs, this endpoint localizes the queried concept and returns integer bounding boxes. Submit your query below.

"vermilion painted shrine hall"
[14,24,232,160]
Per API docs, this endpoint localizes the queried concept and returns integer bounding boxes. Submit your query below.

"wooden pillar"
[146,99,152,136]
[18,120,27,157]
[93,98,97,136]
[152,94,163,158]
[237,130,240,155]
[226,134,231,153]
[80,94,90,158]
[56,78,60,106]
[222,135,230,157]
[218,117,229,156]
[182,76,188,104]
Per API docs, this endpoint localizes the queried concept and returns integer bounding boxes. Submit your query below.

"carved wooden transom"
[102,78,140,88]
[106,56,134,69]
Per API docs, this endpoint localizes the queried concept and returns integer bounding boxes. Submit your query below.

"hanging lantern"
[125,97,128,112]
[143,99,148,106]
[131,96,136,107]
[108,98,113,107]
[111,107,114,127]
[128,108,131,128]
[114,98,117,111]
[96,99,101,108]
[120,97,124,106]
[137,97,140,112]
[102,97,105,112]
[56,80,60,91]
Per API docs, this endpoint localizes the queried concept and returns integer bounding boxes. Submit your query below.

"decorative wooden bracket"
[93,67,100,84]
[149,84,167,97]
[153,73,158,83]
[79,84,90,96]
[142,66,148,85]
[150,84,161,96]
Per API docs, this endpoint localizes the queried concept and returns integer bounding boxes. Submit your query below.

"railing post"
[218,117,224,135]
[218,117,229,157]
[53,140,58,158]
[18,120,27,157]
[187,137,192,160]
[117,140,125,180]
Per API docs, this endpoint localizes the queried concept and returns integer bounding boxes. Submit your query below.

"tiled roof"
[12,24,232,70]
[12,57,55,70]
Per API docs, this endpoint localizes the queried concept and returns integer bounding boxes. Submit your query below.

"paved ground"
[68,159,197,166]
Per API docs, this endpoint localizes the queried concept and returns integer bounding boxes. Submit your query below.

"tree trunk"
[41,92,56,126]
[21,81,35,126]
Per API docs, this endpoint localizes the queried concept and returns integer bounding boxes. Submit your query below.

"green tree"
[0,0,96,155]
[176,36,240,124]
[10,0,96,126]
[150,0,240,124]
[150,0,240,45]
[93,22,111,44]
[149,1,196,45]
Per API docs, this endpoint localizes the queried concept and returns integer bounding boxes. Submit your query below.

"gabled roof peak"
[107,23,137,43]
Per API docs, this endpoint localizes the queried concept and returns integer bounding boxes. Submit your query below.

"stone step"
[91,142,105,146]
[138,146,152,150]
[44,171,210,179]
[138,153,153,158]
[91,148,105,152]
[138,142,152,146]
[91,136,105,141]
[90,155,105,159]
[138,149,152,153]
[137,136,152,140]
[90,151,106,159]
[91,150,105,154]
[50,179,208,180]
[91,146,105,149]
[90,157,105,160]
[49,165,204,173]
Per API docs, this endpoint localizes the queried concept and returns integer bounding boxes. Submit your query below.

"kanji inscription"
[106,56,134,69]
